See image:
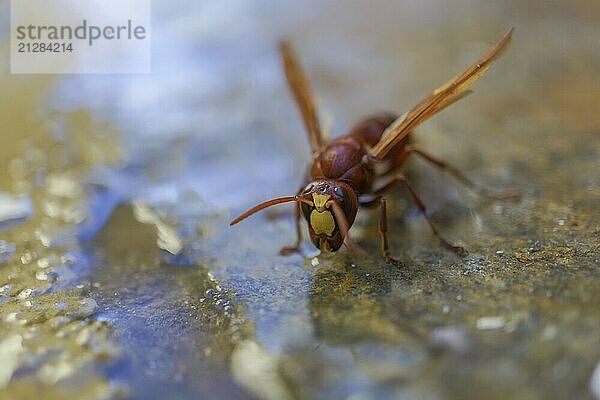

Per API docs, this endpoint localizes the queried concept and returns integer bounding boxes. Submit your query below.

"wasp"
[231,29,515,265]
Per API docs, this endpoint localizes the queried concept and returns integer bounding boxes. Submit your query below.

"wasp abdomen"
[349,113,398,147]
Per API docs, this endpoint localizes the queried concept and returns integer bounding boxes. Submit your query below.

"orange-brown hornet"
[231,29,515,265]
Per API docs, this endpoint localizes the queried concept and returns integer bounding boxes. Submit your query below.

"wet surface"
[1,1,599,399]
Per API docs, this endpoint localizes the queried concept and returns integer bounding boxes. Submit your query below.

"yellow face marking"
[312,193,330,212]
[310,209,336,236]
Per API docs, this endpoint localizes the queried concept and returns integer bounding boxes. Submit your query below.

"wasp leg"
[379,174,467,256]
[279,201,302,255]
[280,187,304,256]
[405,145,519,200]
[378,197,403,266]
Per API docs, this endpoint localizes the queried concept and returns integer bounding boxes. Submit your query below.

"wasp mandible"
[231,29,515,265]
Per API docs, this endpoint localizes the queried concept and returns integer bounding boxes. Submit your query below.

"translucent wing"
[370,28,514,160]
[280,41,323,153]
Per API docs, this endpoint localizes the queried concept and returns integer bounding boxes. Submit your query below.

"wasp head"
[230,179,358,253]
[299,179,358,252]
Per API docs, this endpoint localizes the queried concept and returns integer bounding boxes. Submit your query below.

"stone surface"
[0,1,598,399]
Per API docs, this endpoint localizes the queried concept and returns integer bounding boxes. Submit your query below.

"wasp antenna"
[230,195,313,226]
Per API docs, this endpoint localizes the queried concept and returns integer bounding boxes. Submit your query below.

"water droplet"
[36,270,48,281]
[46,172,82,198]
[68,298,97,319]
[37,257,50,269]
[20,252,34,265]
[35,228,52,247]
[476,316,505,330]
[133,201,183,254]
[61,252,76,265]
[17,288,34,299]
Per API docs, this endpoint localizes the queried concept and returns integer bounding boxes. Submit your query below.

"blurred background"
[0,1,599,399]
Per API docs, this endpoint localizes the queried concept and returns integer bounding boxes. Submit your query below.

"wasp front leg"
[279,186,304,256]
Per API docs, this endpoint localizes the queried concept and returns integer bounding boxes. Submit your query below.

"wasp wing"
[280,41,323,154]
[370,28,513,160]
